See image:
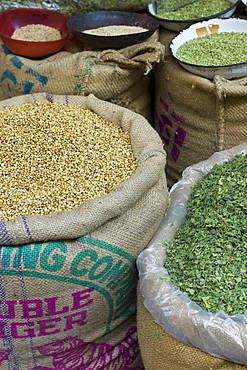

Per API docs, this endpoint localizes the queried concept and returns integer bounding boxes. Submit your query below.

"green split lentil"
[176,32,247,66]
[157,0,197,12]
[165,153,247,315]
[0,102,137,221]
[157,0,232,20]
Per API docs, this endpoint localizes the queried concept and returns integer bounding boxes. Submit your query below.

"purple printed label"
[156,95,187,162]
[0,289,94,339]
[27,326,142,370]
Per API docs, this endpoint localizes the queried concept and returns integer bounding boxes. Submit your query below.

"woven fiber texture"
[137,284,247,370]
[155,28,247,187]
[0,93,169,370]
[0,37,164,124]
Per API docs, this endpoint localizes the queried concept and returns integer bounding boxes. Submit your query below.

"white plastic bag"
[137,142,247,365]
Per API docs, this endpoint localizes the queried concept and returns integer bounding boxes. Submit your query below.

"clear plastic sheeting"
[0,0,151,17]
[137,142,247,365]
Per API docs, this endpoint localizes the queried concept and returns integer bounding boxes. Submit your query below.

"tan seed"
[0,102,137,221]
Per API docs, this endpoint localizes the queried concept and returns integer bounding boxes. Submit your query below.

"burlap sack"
[137,143,247,369]
[0,35,164,124]
[155,28,247,187]
[137,285,247,370]
[0,92,169,370]
[0,0,151,16]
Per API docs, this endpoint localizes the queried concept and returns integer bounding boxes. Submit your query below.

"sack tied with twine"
[154,28,247,187]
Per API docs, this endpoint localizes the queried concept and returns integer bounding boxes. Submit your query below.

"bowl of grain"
[148,0,240,32]
[0,8,69,59]
[67,10,159,49]
[169,18,247,79]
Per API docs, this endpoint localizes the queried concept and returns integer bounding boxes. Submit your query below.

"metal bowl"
[169,18,247,79]
[148,0,240,32]
[0,8,69,59]
[67,10,159,49]
[241,0,247,13]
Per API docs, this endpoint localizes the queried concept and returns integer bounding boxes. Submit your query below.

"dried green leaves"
[165,154,247,315]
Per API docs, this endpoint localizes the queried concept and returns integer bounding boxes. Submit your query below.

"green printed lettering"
[114,289,136,320]
[70,249,97,277]
[40,242,67,272]
[77,237,135,264]
[12,243,42,269]
[98,260,129,286]
[88,256,113,281]
[115,277,136,305]
[0,247,14,267]
[107,266,133,290]
[114,276,137,319]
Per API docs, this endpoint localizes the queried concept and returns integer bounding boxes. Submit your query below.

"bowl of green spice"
[148,0,240,31]
[169,18,247,79]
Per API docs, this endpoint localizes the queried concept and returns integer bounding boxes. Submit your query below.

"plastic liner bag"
[0,0,151,17]
[137,142,247,365]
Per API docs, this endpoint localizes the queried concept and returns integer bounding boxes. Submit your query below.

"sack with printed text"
[0,92,169,370]
[0,35,163,124]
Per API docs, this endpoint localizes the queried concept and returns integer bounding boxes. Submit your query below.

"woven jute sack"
[136,143,247,369]
[0,35,164,124]
[137,285,247,370]
[155,28,247,187]
[0,92,169,370]
[0,0,151,16]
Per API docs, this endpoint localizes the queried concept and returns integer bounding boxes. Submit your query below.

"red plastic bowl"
[0,8,69,58]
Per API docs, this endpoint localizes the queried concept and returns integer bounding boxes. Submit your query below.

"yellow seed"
[0,102,137,221]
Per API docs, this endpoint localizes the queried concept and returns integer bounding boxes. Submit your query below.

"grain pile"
[11,24,62,41]
[0,102,137,221]
[83,25,148,36]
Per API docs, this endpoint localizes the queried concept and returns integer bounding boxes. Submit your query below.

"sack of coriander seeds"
[0,92,169,370]
[137,143,247,369]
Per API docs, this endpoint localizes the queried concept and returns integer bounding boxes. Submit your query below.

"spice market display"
[1,0,247,370]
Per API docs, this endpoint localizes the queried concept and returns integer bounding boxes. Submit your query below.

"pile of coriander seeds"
[0,102,137,221]
[11,24,62,42]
